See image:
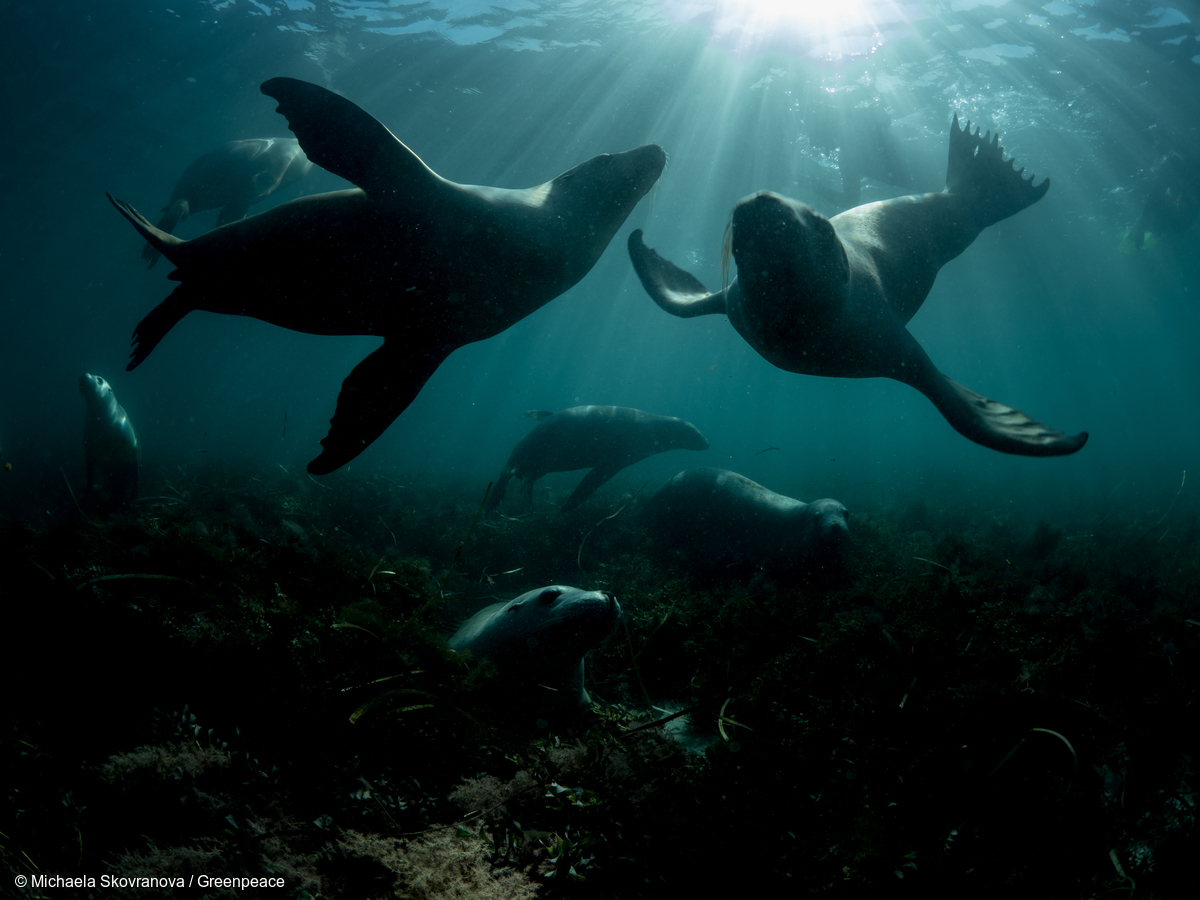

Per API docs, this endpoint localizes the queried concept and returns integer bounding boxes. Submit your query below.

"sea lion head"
[656,416,711,452]
[79,373,117,415]
[803,498,851,549]
[729,191,850,315]
[450,586,621,707]
[550,143,666,236]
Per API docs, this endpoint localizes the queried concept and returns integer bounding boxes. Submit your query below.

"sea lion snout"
[809,499,851,544]
[79,373,112,407]
[732,192,848,288]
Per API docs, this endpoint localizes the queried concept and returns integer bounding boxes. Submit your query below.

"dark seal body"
[110,78,665,475]
[486,405,710,513]
[630,114,1087,458]
[449,586,621,714]
[643,467,848,574]
[79,374,139,508]
[142,137,312,268]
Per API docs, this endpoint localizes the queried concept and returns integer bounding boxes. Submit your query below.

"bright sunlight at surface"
[4,0,1200,894]
[656,0,928,58]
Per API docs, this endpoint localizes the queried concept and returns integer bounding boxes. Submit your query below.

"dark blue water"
[3,0,1199,526]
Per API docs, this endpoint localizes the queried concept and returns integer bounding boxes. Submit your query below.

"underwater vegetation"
[2,460,1197,897]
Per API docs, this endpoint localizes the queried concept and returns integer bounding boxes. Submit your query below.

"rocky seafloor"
[2,459,1196,898]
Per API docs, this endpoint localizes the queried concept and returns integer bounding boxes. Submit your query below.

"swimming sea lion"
[643,467,848,573]
[1127,151,1199,250]
[110,78,666,475]
[486,405,710,514]
[79,374,139,507]
[141,137,312,269]
[629,115,1088,457]
[449,586,621,709]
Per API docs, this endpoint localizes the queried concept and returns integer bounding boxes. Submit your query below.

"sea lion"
[485,405,710,514]
[109,77,666,475]
[449,586,621,710]
[1126,151,1199,251]
[629,115,1088,457]
[642,467,849,573]
[141,137,312,269]
[79,374,139,507]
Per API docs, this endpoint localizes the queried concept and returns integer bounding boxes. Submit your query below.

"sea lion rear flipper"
[128,285,196,371]
[946,113,1049,227]
[216,201,251,227]
[920,373,1088,457]
[562,465,620,512]
[308,340,448,475]
[110,193,186,268]
[260,77,436,198]
[628,230,729,318]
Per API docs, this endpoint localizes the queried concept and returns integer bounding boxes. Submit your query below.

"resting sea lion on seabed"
[449,586,621,715]
[629,115,1088,457]
[486,405,710,514]
[79,374,139,508]
[644,468,849,574]
[109,78,665,475]
[141,137,312,268]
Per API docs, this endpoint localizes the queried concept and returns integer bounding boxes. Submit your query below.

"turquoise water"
[3,2,1199,894]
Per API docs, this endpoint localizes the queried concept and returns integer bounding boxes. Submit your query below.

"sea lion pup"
[629,114,1088,458]
[485,405,710,514]
[109,78,666,475]
[643,467,848,574]
[449,586,621,713]
[141,137,312,269]
[79,374,139,508]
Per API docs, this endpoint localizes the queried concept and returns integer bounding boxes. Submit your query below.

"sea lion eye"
[537,590,561,605]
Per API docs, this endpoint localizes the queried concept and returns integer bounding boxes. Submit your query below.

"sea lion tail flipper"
[561,465,620,512]
[923,373,1088,457]
[260,77,436,197]
[128,285,195,371]
[109,193,186,267]
[628,230,729,319]
[308,341,448,475]
[946,113,1049,226]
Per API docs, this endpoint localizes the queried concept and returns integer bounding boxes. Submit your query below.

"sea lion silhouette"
[1128,151,1199,250]
[141,137,313,268]
[643,467,849,573]
[486,405,710,514]
[110,78,666,474]
[629,115,1087,458]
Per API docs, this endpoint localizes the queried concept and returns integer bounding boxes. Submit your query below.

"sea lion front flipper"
[946,113,1049,228]
[918,372,1088,457]
[260,77,437,198]
[485,466,515,514]
[562,465,621,512]
[628,230,729,319]
[309,340,449,475]
[216,201,251,227]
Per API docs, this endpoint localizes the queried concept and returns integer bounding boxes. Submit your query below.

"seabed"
[3,459,1196,897]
